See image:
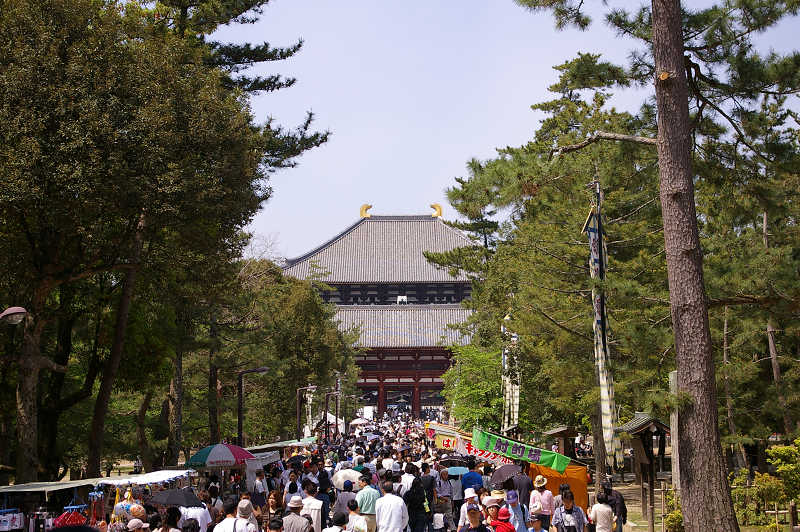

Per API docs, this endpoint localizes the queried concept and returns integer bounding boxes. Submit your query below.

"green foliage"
[436,57,670,434]
[768,439,800,500]
[0,0,330,477]
[664,510,684,532]
[441,346,504,431]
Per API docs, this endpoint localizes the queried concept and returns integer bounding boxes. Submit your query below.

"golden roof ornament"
[430,203,442,218]
[360,204,373,218]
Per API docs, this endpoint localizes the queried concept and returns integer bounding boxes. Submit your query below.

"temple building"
[283,204,472,417]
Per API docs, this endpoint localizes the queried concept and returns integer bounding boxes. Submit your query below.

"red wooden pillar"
[378,380,386,415]
[413,380,421,418]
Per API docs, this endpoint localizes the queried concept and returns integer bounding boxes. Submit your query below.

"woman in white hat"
[529,476,553,531]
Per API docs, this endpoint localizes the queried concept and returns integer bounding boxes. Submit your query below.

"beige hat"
[287,495,304,509]
[534,474,547,488]
[483,497,501,508]
[237,499,254,518]
[127,519,149,531]
[490,489,506,500]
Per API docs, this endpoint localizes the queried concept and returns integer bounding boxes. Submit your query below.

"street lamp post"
[237,366,269,447]
[324,391,339,441]
[296,385,317,441]
[334,376,341,437]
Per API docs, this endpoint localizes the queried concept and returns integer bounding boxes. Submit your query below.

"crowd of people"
[97,416,627,532]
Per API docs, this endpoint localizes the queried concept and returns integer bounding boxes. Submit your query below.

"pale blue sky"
[211,1,796,259]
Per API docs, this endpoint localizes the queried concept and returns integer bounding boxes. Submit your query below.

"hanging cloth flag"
[582,197,623,469]
[471,428,571,473]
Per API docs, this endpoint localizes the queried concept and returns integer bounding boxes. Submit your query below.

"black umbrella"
[287,454,307,465]
[438,455,467,467]
[490,464,522,486]
[150,488,203,508]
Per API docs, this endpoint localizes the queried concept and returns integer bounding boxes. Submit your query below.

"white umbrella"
[331,469,363,491]
[350,418,370,426]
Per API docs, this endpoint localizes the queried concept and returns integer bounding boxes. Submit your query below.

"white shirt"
[214,517,250,532]
[346,514,367,532]
[179,506,212,532]
[589,503,615,532]
[302,496,324,532]
[399,473,415,496]
[375,493,409,532]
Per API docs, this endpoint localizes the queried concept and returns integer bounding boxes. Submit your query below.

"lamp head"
[0,307,27,325]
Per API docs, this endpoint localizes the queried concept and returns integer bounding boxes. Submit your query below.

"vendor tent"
[245,452,280,490]
[527,463,589,511]
[96,469,195,487]
[0,478,101,497]
[246,437,316,454]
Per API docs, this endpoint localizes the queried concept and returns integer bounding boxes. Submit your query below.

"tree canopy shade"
[434,2,800,530]
[0,0,327,481]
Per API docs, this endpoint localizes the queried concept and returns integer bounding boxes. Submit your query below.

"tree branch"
[550,131,656,160]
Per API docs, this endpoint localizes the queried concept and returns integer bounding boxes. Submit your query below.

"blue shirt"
[461,471,483,491]
[504,503,528,532]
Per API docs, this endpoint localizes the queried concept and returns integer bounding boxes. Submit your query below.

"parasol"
[350,418,370,426]
[331,469,363,491]
[447,466,469,476]
[489,464,522,486]
[150,488,203,508]
[438,455,467,467]
[186,444,254,468]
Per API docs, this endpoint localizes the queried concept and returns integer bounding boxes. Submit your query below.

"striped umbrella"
[186,444,255,468]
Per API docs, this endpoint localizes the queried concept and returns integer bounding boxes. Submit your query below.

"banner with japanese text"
[471,428,571,473]
[433,434,514,466]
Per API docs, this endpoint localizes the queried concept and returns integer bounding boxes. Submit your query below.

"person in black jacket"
[600,482,627,527]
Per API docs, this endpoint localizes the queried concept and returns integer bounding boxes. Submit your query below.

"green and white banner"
[471,428,571,473]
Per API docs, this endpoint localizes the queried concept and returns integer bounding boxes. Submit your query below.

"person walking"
[334,481,357,517]
[301,482,324,532]
[404,478,431,532]
[501,491,528,532]
[551,492,587,532]
[528,477,553,531]
[375,481,409,532]
[213,501,248,532]
[282,497,312,532]
[588,492,614,532]
[600,482,626,529]
[345,500,367,532]
[457,504,488,532]
[356,475,380,532]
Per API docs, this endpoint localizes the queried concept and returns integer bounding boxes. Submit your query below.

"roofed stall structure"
[284,206,473,416]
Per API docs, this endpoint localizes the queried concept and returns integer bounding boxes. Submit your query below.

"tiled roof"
[283,215,474,283]
[336,304,472,348]
[615,412,670,435]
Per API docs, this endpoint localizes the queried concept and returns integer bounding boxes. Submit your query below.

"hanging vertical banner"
[583,200,623,468]
[501,315,520,434]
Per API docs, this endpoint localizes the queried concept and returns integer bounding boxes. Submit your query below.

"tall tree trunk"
[136,391,155,472]
[722,306,747,469]
[762,211,792,435]
[593,405,608,494]
[208,317,220,444]
[650,0,738,530]
[167,346,183,466]
[86,214,146,477]
[16,283,67,483]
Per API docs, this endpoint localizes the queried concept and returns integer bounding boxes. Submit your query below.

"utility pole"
[296,385,317,441]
